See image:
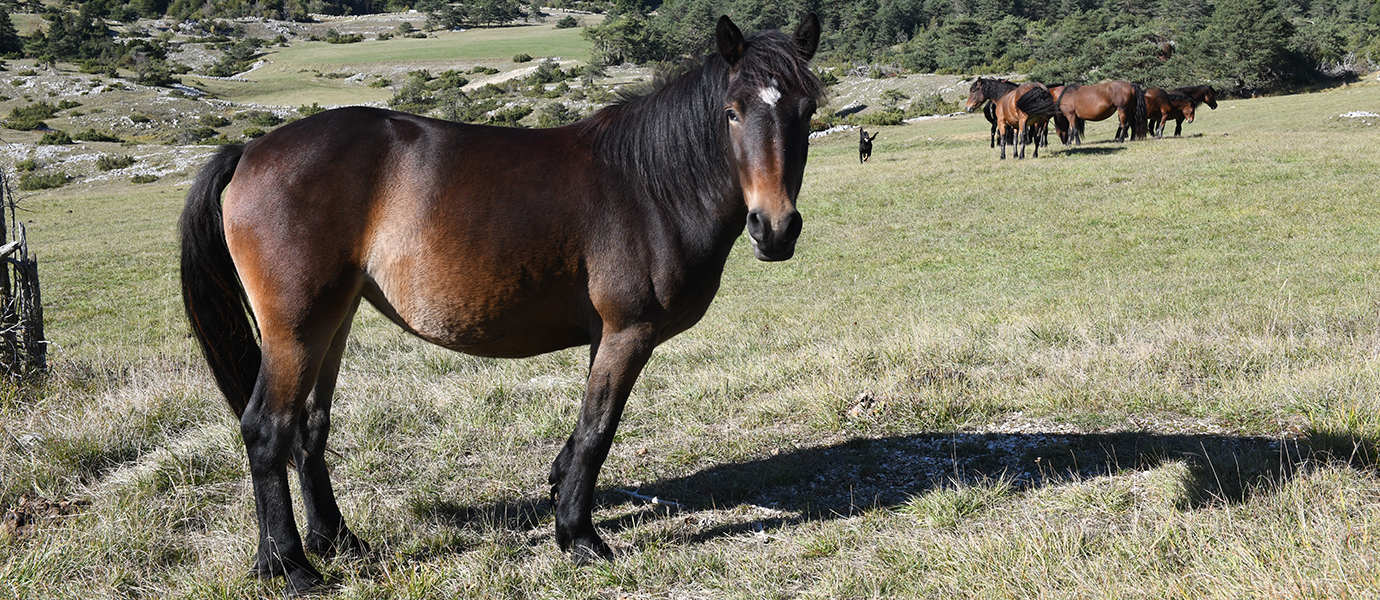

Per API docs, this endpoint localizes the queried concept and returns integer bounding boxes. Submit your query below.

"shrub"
[172,126,219,144]
[57,99,82,110]
[38,130,74,145]
[3,101,60,130]
[469,66,499,75]
[18,171,70,190]
[75,129,122,142]
[858,111,904,126]
[487,105,533,127]
[129,114,152,124]
[536,102,581,128]
[555,16,579,29]
[298,103,326,117]
[135,60,181,87]
[241,111,282,127]
[96,155,136,171]
[513,53,533,63]
[14,159,37,172]
[199,115,231,128]
[325,29,364,44]
[130,174,159,184]
[242,127,267,138]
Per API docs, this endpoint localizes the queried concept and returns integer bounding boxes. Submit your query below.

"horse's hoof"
[569,537,615,564]
[306,529,371,559]
[284,572,335,597]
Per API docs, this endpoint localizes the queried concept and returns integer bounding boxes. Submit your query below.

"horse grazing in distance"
[1165,84,1217,136]
[1171,84,1218,110]
[180,13,824,594]
[1144,87,1197,138]
[1055,80,1148,144]
[859,127,879,162]
[994,82,1059,159]
[965,77,1018,147]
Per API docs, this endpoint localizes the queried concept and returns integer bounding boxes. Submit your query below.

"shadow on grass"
[405,430,1344,550]
[1055,145,1127,156]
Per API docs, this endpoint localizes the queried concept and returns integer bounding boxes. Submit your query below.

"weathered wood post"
[0,167,45,376]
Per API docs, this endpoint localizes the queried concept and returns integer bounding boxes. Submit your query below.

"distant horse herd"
[957,77,1218,159]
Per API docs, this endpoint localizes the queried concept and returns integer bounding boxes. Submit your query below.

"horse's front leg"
[550,324,656,561]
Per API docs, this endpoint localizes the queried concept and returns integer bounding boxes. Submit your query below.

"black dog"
[859,128,880,163]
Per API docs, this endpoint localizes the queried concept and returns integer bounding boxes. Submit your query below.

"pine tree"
[1198,0,1294,95]
[0,13,23,57]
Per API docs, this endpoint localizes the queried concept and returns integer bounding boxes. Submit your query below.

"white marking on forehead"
[758,79,782,106]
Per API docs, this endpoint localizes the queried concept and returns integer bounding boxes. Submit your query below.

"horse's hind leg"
[241,277,363,592]
[296,296,369,559]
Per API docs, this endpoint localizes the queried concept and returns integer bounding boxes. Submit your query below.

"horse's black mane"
[576,30,823,218]
[1169,85,1211,107]
[1165,92,1194,106]
[976,78,1017,103]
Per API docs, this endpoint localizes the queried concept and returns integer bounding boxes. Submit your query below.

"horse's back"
[222,107,601,357]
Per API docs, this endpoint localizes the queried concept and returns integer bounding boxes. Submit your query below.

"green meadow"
[191,22,598,106]
[4,48,1380,597]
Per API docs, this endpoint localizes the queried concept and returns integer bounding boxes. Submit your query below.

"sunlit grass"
[4,71,1380,597]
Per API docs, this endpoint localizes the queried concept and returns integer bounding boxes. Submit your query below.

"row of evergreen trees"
[3,0,1378,96]
[587,0,1380,95]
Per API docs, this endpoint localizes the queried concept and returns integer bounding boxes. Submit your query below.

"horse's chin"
[749,235,796,262]
[753,247,796,262]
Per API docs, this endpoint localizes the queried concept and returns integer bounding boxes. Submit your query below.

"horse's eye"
[726,108,740,123]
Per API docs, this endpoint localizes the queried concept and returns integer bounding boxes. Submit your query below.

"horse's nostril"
[747,211,765,237]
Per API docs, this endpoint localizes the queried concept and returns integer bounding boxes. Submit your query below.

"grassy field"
[4,69,1380,597]
[192,20,599,106]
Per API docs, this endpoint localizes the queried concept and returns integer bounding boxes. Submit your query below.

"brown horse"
[1055,80,1148,144]
[180,15,823,594]
[1171,84,1218,110]
[1144,87,1197,138]
[993,82,1059,159]
[1164,84,1217,136]
[965,77,1018,148]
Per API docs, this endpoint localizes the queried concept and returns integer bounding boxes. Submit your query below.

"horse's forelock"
[729,30,825,103]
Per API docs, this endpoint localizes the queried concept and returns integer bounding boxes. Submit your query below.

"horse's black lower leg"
[296,301,368,560]
[242,384,324,594]
[551,325,655,561]
[1174,119,1183,137]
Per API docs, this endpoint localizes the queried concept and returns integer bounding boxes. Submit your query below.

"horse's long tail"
[180,144,259,419]
[1132,84,1148,141]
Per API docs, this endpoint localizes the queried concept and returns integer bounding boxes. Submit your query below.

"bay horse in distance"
[181,14,824,594]
[859,127,879,162]
[994,82,1059,159]
[965,77,1018,147]
[1162,84,1218,137]
[1144,87,1197,138]
[1055,80,1147,144]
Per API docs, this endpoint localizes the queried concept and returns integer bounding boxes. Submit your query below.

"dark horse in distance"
[859,127,879,162]
[181,14,824,594]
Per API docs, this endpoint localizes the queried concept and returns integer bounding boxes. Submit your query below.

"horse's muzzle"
[747,209,802,261]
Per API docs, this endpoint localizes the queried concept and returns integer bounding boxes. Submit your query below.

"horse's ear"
[716,16,745,66]
[794,13,820,61]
